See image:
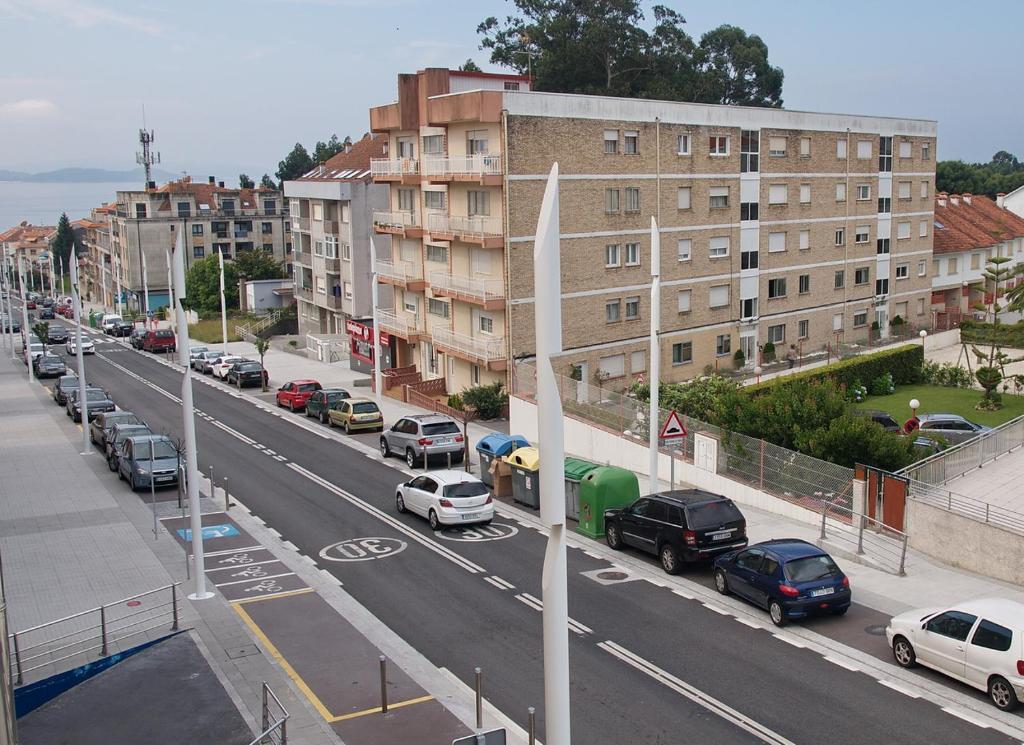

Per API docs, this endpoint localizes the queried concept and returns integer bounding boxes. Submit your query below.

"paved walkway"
[942,447,1024,513]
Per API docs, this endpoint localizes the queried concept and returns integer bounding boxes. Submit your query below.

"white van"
[101,314,123,334]
[887,598,1024,710]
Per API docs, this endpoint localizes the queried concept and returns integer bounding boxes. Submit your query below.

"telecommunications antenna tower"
[136,114,161,187]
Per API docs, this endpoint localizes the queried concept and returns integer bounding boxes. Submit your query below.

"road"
[20,318,1021,745]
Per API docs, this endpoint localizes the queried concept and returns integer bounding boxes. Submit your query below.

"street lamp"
[919,328,927,347]
[754,365,763,384]
[909,398,920,417]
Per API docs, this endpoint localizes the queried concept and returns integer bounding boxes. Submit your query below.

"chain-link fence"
[513,362,854,513]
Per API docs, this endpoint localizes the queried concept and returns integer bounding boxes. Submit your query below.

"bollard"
[224,475,230,511]
[209,465,215,501]
[171,583,179,630]
[474,666,483,729]
[447,451,452,470]
[819,505,827,541]
[528,706,536,745]
[99,605,108,657]
[379,656,388,713]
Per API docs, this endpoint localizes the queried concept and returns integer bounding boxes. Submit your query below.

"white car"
[100,314,123,334]
[66,337,95,355]
[212,355,245,379]
[887,598,1024,711]
[395,470,494,530]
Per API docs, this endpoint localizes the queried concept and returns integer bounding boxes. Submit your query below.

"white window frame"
[855,225,869,244]
[799,184,811,204]
[918,260,926,277]
[768,184,788,205]
[768,232,786,253]
[798,319,809,339]
[897,221,911,240]
[853,310,868,328]
[672,341,693,366]
[709,236,730,258]
[799,230,810,250]
[856,184,871,201]
[605,299,621,323]
[837,138,848,159]
[767,277,787,299]
[708,135,730,156]
[898,181,912,200]
[624,242,640,266]
[856,140,872,159]
[676,134,691,155]
[709,284,730,308]
[624,296,640,320]
[677,238,692,262]
[835,228,845,246]
[598,354,625,378]
[835,183,846,202]
[895,263,909,279]
[603,129,618,154]
[919,220,928,238]
[479,314,494,335]
[799,137,811,157]
[768,324,786,343]
[677,186,691,210]
[604,243,621,268]
[677,289,691,313]
[899,141,912,158]
[709,186,730,209]
[623,130,639,155]
[921,181,929,199]
[768,136,787,157]
[624,187,640,213]
[604,188,620,214]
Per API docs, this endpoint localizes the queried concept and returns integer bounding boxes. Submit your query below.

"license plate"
[709,530,732,541]
[810,587,835,597]
[434,437,453,445]
[156,476,173,483]
[461,512,481,521]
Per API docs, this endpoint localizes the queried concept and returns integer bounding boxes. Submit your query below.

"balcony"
[374,258,426,292]
[294,286,314,303]
[377,309,424,342]
[428,271,504,310]
[373,210,424,238]
[370,158,420,183]
[422,154,502,185]
[431,328,506,370]
[320,219,339,235]
[292,216,310,232]
[324,293,345,310]
[426,213,503,248]
[324,256,341,273]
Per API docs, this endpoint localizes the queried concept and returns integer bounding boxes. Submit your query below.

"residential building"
[74,204,115,304]
[998,185,1024,220]
[106,177,290,312]
[931,193,1024,328]
[369,67,935,393]
[284,133,391,337]
[0,222,56,290]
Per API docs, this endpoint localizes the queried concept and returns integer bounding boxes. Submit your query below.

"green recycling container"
[88,310,97,328]
[563,457,600,522]
[577,466,640,539]
[505,447,540,509]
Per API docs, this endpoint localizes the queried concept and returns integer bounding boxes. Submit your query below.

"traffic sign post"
[659,411,687,492]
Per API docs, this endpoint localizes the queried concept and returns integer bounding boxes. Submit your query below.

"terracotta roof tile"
[933,195,1024,255]
[0,223,57,245]
[295,133,386,182]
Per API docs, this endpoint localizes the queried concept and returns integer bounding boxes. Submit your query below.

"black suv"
[604,490,748,574]
[853,409,901,433]
[129,326,147,349]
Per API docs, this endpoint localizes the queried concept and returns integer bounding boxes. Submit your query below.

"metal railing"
[7,583,181,686]
[319,219,339,235]
[432,327,506,363]
[248,682,289,745]
[428,271,504,303]
[235,309,283,343]
[421,154,503,178]
[291,216,310,232]
[426,213,503,241]
[370,158,419,178]
[374,257,422,284]
[377,309,422,340]
[898,413,1024,485]
[373,211,420,233]
[907,479,1024,536]
[818,503,909,575]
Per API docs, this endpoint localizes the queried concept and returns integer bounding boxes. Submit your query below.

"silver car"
[193,349,224,373]
[917,413,991,445]
[380,414,465,468]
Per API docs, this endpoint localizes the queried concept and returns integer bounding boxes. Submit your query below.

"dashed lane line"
[823,655,861,672]
[941,707,991,729]
[878,679,921,699]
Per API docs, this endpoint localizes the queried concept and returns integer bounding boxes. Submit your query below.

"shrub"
[869,372,895,396]
[446,393,464,410]
[846,379,867,402]
[632,375,742,424]
[960,318,1024,348]
[733,349,745,368]
[920,360,973,388]
[796,415,918,471]
[761,341,776,363]
[747,344,923,395]
[461,382,507,420]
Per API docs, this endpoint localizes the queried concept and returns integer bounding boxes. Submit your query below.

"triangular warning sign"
[658,410,687,440]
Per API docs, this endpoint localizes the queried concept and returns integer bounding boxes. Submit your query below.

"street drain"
[597,571,629,581]
[582,567,639,585]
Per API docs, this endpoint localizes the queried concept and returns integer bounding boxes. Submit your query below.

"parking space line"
[484,577,508,590]
[214,572,294,588]
[206,559,281,573]
[328,694,435,723]
[941,707,991,729]
[231,587,315,606]
[489,576,515,590]
[878,679,920,699]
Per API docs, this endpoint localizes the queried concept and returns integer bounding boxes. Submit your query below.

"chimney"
[962,192,972,205]
[208,176,215,184]
[218,181,225,188]
[997,192,1007,209]
[937,194,947,208]
[147,180,156,190]
[950,194,960,206]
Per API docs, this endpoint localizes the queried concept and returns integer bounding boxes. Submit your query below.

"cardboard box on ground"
[489,458,513,498]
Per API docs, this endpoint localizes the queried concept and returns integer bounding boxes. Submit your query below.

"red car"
[26,299,36,309]
[275,380,322,412]
[142,329,176,353]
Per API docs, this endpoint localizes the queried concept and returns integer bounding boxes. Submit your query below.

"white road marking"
[735,617,763,630]
[273,455,287,462]
[516,593,590,634]
[515,593,544,612]
[878,679,920,699]
[645,578,668,588]
[672,588,695,600]
[568,618,593,635]
[941,707,990,729]
[582,550,603,559]
[702,602,731,616]
[483,576,508,590]
[176,544,264,557]
[214,572,294,588]
[823,655,860,672]
[205,559,281,573]
[772,634,806,649]
[489,575,515,590]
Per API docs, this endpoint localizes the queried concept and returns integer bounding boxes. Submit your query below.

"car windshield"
[685,500,743,529]
[40,355,62,364]
[205,350,224,358]
[784,554,840,583]
[326,391,350,401]
[239,363,261,371]
[422,422,459,435]
[116,427,151,443]
[59,378,79,388]
[134,440,179,460]
[29,344,44,352]
[444,482,488,498]
[85,390,109,402]
[352,402,379,414]
[297,383,320,392]
[106,414,142,429]
[155,330,173,338]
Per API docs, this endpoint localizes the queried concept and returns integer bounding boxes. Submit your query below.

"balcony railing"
[427,213,503,243]
[373,211,420,234]
[292,216,310,232]
[374,258,422,285]
[324,256,341,273]
[370,158,419,179]
[432,328,505,363]
[320,219,339,235]
[294,286,314,302]
[378,309,423,340]
[429,271,504,305]
[422,154,503,178]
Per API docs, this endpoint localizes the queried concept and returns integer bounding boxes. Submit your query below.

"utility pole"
[218,250,228,352]
[18,257,32,383]
[70,249,90,455]
[369,236,383,409]
[141,251,150,318]
[166,247,176,334]
[648,217,661,495]
[114,254,123,316]
[2,249,13,354]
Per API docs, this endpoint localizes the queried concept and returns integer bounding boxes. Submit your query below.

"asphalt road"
[31,328,1020,745]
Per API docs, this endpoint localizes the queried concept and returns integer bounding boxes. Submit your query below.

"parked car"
[916,414,991,445]
[129,326,148,349]
[112,319,134,337]
[1,315,20,333]
[211,355,246,379]
[713,539,851,626]
[142,328,176,353]
[41,297,54,308]
[25,299,36,310]
[395,471,493,530]
[90,410,146,449]
[604,490,748,574]
[66,336,95,355]
[45,324,69,343]
[22,341,45,365]
[34,353,67,378]
[379,414,464,467]
[105,423,153,470]
[52,374,80,406]
[188,346,209,364]
[100,313,123,334]
[226,361,268,388]
[328,398,384,434]
[305,389,351,423]
[193,349,224,373]
[275,380,323,412]
[117,435,181,491]
[66,386,115,422]
[887,598,1024,711]
[39,307,55,320]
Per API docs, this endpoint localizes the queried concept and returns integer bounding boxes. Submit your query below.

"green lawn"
[864,384,1024,427]
[187,315,257,344]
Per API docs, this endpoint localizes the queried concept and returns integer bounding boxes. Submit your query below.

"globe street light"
[754,365,763,384]
[919,328,927,347]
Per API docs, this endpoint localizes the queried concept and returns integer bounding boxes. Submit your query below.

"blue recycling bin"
[476,433,529,487]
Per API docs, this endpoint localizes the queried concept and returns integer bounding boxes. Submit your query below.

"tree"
[185,254,238,314]
[313,134,351,164]
[51,212,74,278]
[275,143,314,184]
[238,173,255,189]
[971,256,1023,409]
[260,174,278,190]
[253,336,271,392]
[459,58,482,72]
[234,250,285,281]
[693,26,783,107]
[32,320,50,348]
[936,151,1024,198]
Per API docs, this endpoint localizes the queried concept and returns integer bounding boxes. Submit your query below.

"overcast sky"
[0,0,1018,178]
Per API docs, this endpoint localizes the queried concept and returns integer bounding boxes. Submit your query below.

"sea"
[0,180,137,231]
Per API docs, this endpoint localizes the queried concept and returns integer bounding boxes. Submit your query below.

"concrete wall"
[905,499,1024,585]
[510,395,820,527]
[924,327,960,353]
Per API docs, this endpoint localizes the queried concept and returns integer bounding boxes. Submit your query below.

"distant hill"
[0,167,178,183]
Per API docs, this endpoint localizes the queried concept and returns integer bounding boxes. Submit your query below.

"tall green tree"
[51,212,74,275]
[459,58,482,72]
[234,250,285,281]
[260,174,278,190]
[238,173,255,189]
[185,254,239,314]
[313,134,352,163]
[275,143,314,184]
[971,256,1023,409]
[936,151,1024,198]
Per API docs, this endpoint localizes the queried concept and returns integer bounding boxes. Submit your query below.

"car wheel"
[275,396,283,407]
[289,400,296,412]
[406,448,418,468]
[117,467,125,481]
[831,606,849,616]
[769,600,786,627]
[428,510,441,531]
[320,411,327,424]
[605,523,623,550]
[107,455,117,472]
[344,422,352,435]
[380,438,391,458]
[129,473,138,491]
[989,676,1020,711]
[396,492,407,514]
[892,636,916,668]
[326,416,334,428]
[714,569,730,595]
[660,544,681,575]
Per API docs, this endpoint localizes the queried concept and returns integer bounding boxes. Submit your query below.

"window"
[855,225,869,244]
[741,248,758,270]
[677,239,691,262]
[467,190,490,216]
[854,310,868,328]
[397,189,415,212]
[709,236,730,258]
[768,232,786,252]
[716,334,731,355]
[604,243,621,268]
[341,243,351,260]
[192,224,203,235]
[193,246,205,258]
[624,187,640,213]
[972,619,1013,652]
[925,611,978,642]
[598,354,625,378]
[878,197,891,214]
[879,136,892,172]
[631,350,646,373]
[947,257,959,273]
[677,289,691,313]
[741,297,758,319]
[898,141,912,158]
[605,299,621,323]
[135,203,147,219]
[709,186,730,209]
[856,140,872,159]
[897,221,911,240]
[343,282,353,300]
[855,267,870,285]
[479,314,494,334]
[917,298,925,315]
[875,278,889,296]
[314,240,324,257]
[325,236,338,258]
[833,313,844,331]
[625,242,640,266]
[426,244,448,263]
[740,130,758,172]
[740,202,759,221]
[836,183,846,202]
[798,319,809,339]
[895,301,908,319]
[709,284,730,308]
[768,184,788,205]
[768,136,786,157]
[624,130,639,154]
[898,181,911,200]
[933,258,941,276]
[922,143,930,160]
[677,187,691,210]
[800,137,811,157]
[261,221,272,234]
[264,199,277,215]
[768,324,785,343]
[397,137,415,158]
[837,138,848,158]
[424,191,445,210]
[919,221,928,238]
[799,274,810,294]
[768,278,787,298]
[603,129,618,154]
[918,260,926,277]
[709,135,730,156]
[624,296,640,320]
[315,276,325,294]
[834,270,845,289]
[877,238,890,255]
[672,341,693,365]
[177,202,190,218]
[422,135,444,154]
[799,184,811,204]
[799,230,810,250]
[895,263,909,279]
[856,184,870,201]
[312,202,324,221]
[467,130,489,155]
[605,188,620,213]
[404,296,418,315]
[676,134,691,155]
[427,298,450,317]
[971,253,982,270]
[921,181,929,199]
[835,228,845,246]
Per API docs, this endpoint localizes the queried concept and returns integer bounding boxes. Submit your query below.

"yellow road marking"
[231,587,315,606]
[328,694,435,723]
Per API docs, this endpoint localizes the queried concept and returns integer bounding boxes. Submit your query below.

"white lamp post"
[70,248,90,454]
[166,247,176,334]
[218,250,228,352]
[919,329,927,347]
[18,257,32,383]
[141,251,150,319]
[369,237,383,410]
[648,216,661,495]
[754,365,763,385]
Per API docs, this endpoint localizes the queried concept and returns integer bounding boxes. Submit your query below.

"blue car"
[712,539,851,627]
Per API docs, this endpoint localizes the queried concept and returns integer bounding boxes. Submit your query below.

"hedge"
[746,344,924,395]
[960,319,1024,349]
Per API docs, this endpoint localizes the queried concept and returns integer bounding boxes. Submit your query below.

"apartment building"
[0,222,56,289]
[930,193,1024,328]
[284,134,391,337]
[105,178,290,312]
[74,204,114,304]
[369,67,935,392]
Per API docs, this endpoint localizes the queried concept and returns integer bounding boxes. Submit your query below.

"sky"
[0,0,1020,180]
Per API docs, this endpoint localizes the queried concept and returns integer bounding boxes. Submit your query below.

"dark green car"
[304,388,351,424]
